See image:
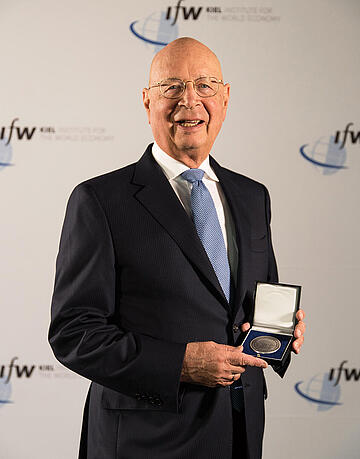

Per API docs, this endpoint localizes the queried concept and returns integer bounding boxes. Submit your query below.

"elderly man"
[49,37,305,459]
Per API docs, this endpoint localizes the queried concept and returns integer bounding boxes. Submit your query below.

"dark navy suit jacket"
[49,144,289,459]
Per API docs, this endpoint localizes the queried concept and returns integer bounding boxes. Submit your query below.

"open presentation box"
[241,282,302,364]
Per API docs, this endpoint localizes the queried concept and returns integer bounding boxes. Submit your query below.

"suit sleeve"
[264,185,291,378]
[49,183,186,412]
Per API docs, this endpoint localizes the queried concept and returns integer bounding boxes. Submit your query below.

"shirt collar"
[152,141,219,182]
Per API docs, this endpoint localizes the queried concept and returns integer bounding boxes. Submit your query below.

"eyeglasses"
[147,77,224,99]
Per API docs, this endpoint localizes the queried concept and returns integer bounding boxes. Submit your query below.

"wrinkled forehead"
[149,46,223,84]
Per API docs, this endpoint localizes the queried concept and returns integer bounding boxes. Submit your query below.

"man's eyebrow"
[157,75,217,81]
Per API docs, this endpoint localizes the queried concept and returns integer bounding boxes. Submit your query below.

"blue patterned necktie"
[181,169,231,302]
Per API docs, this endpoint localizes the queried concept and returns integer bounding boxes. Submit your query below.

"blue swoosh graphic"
[0,162,13,166]
[0,400,13,404]
[294,382,342,406]
[129,21,169,46]
[299,145,347,169]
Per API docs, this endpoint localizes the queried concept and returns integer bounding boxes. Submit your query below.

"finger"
[226,363,246,374]
[225,345,243,363]
[292,336,304,353]
[228,348,267,368]
[219,375,236,386]
[239,354,268,368]
[241,322,250,332]
[246,356,268,368]
[296,309,305,321]
[294,321,306,338]
[222,380,235,386]
[226,373,240,382]
[221,372,242,386]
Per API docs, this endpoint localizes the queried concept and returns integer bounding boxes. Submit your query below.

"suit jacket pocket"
[101,385,185,412]
[250,234,267,253]
[102,386,165,411]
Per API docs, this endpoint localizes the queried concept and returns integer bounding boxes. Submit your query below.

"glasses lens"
[160,79,184,98]
[195,77,218,97]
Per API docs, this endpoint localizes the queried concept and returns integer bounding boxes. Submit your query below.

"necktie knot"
[181,169,205,184]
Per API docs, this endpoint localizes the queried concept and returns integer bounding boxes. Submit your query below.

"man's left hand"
[292,309,305,354]
[241,308,306,354]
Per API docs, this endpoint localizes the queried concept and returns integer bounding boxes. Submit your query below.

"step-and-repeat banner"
[1,1,359,458]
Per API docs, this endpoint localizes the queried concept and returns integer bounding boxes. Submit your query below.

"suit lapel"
[210,157,252,317]
[132,146,230,312]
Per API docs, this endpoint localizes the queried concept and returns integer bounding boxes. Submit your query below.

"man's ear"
[222,83,230,121]
[142,88,151,124]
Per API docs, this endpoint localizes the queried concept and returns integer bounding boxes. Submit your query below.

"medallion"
[250,336,281,354]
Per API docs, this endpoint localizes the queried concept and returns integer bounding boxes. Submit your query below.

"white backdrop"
[1,1,359,458]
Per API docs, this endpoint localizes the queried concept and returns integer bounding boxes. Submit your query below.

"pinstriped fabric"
[181,169,230,302]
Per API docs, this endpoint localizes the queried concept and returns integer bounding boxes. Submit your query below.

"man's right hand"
[180,341,268,387]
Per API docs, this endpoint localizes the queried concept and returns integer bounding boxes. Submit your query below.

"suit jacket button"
[232,324,239,332]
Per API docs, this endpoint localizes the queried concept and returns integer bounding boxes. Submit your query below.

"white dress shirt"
[152,142,238,284]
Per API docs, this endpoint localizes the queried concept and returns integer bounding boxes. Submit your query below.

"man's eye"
[197,83,211,89]
[163,84,182,94]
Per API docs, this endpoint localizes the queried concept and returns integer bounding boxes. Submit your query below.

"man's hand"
[241,308,306,355]
[180,341,267,387]
[292,309,305,354]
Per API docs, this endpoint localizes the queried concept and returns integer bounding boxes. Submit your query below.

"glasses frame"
[147,76,224,99]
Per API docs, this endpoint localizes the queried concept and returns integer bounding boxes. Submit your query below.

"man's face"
[143,42,230,165]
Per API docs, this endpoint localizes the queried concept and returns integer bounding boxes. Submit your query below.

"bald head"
[143,37,230,168]
[149,37,223,85]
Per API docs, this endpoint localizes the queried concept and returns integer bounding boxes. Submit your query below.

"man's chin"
[173,137,206,153]
[178,144,199,151]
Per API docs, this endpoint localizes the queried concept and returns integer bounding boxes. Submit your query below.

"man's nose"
[178,81,201,108]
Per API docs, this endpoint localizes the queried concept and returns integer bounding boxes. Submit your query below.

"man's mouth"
[176,119,204,127]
